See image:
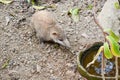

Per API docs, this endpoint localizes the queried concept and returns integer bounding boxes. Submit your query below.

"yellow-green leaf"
[28,0,35,5]
[68,8,80,22]
[32,5,45,10]
[0,0,13,4]
[104,42,113,59]
[87,4,93,10]
[114,2,120,9]
[109,30,119,42]
[2,59,9,69]
[105,29,120,42]
[106,36,120,57]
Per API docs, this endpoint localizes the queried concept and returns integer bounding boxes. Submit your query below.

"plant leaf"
[106,36,120,57]
[105,29,120,42]
[0,0,13,4]
[87,4,93,10]
[86,46,104,68]
[32,5,45,10]
[114,2,120,9]
[68,8,80,22]
[104,42,113,59]
[109,30,120,42]
[2,59,9,69]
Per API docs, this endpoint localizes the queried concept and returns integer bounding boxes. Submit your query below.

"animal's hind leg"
[36,33,45,48]
[39,38,45,48]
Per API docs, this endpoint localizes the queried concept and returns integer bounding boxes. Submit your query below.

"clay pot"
[77,42,120,80]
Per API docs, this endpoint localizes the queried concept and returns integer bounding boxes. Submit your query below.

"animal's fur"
[31,10,70,48]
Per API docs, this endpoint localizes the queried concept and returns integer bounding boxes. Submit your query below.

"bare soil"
[0,0,105,80]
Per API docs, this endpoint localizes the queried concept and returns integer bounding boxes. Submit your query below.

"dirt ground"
[0,0,105,80]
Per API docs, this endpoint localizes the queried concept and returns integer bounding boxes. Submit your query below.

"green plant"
[68,8,80,22]
[87,4,93,10]
[114,2,120,9]
[86,0,120,80]
[86,29,120,66]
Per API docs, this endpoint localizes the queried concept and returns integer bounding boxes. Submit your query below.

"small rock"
[31,66,36,73]
[66,70,75,76]
[79,46,83,50]
[81,33,89,38]
[31,64,42,73]
[66,62,77,72]
[50,76,60,80]
[8,71,20,80]
[50,69,54,73]
[5,15,11,25]
[66,63,74,68]
[8,70,18,74]
[28,6,35,14]
[36,64,41,73]
[12,48,18,54]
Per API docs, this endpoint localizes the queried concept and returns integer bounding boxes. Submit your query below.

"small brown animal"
[31,10,70,48]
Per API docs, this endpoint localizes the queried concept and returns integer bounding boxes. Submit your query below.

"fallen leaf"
[87,4,93,10]
[68,8,80,22]
[0,0,13,4]
[32,5,45,10]
[2,59,9,69]
[114,2,120,9]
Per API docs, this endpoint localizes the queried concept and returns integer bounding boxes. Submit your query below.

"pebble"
[50,69,54,73]
[50,76,60,80]
[66,63,74,68]
[66,70,75,76]
[81,33,89,39]
[28,6,35,14]
[36,64,41,73]
[5,15,11,26]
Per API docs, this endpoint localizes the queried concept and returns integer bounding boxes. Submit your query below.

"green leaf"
[106,36,120,57]
[32,5,45,10]
[104,42,113,59]
[31,0,35,5]
[109,30,120,42]
[104,29,119,42]
[114,2,120,9]
[2,59,9,69]
[110,29,119,42]
[0,0,13,4]
[68,8,80,22]
[87,4,93,10]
